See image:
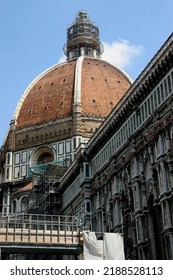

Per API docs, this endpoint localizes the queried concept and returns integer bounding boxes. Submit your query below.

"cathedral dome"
[0,10,133,220]
[15,57,132,129]
[13,11,132,130]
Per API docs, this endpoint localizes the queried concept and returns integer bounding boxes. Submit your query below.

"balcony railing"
[0,213,81,246]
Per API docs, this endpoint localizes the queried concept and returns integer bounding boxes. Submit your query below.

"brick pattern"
[16,58,131,130]
[16,61,76,128]
[81,58,131,117]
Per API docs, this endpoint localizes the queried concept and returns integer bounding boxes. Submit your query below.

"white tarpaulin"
[82,231,125,260]
[82,231,103,260]
[103,232,125,260]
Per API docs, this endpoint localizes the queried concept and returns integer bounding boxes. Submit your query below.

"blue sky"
[0,0,172,145]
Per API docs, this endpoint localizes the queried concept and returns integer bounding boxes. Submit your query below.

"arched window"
[13,200,16,213]
[86,201,91,213]
[147,193,163,259]
[21,197,28,212]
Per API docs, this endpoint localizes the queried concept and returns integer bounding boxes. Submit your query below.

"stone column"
[160,160,168,193]
[136,216,144,243]
[115,199,121,226]
[165,200,172,228]
[133,182,141,212]
[167,155,173,191]
[140,175,147,208]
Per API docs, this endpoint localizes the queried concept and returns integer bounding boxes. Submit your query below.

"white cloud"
[57,39,144,68]
[58,53,66,64]
[102,39,144,68]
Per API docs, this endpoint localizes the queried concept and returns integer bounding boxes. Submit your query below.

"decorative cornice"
[15,116,73,134]
[86,33,173,157]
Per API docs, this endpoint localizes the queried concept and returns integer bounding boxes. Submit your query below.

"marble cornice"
[87,35,173,158]
[15,116,73,134]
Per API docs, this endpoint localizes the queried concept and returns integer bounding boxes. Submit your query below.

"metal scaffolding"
[27,161,68,215]
[64,11,103,60]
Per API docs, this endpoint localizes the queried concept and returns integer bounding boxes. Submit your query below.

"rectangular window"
[58,156,64,162]
[160,83,164,101]
[100,152,102,167]
[116,133,119,147]
[143,102,147,120]
[65,141,71,154]
[135,111,139,128]
[6,167,9,179]
[22,151,27,163]
[110,141,112,155]
[73,138,76,150]
[121,127,124,144]
[113,135,116,150]
[6,153,11,165]
[58,142,64,155]
[120,129,123,144]
[146,99,149,116]
[105,145,107,160]
[78,137,81,145]
[138,109,141,125]
[14,153,20,165]
[132,116,135,133]
[21,165,27,177]
[147,98,151,115]
[132,116,134,132]
[171,71,173,89]
[167,75,172,94]
[140,105,144,123]
[14,166,20,179]
[157,87,161,105]
[107,143,110,158]
[125,121,128,137]
[4,196,7,205]
[100,152,103,167]
[153,90,157,107]
[134,114,137,131]
[109,143,111,157]
[150,93,154,111]
[119,130,122,145]
[128,119,131,135]
[164,79,168,97]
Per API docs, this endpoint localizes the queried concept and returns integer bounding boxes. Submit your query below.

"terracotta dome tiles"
[16,61,76,128]
[16,57,131,129]
[81,58,131,117]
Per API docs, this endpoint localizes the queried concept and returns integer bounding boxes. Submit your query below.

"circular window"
[29,146,55,167]
[37,152,53,164]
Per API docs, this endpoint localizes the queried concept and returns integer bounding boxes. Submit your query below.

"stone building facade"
[58,33,173,260]
[0,11,173,259]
